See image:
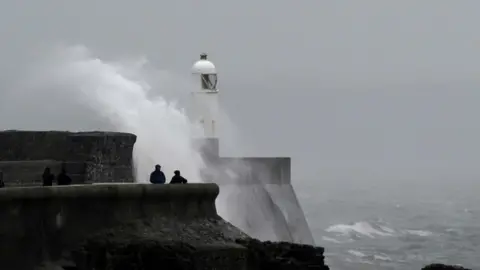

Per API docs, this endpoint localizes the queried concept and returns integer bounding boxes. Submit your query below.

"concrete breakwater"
[0,130,314,245]
[0,131,136,186]
[0,183,249,270]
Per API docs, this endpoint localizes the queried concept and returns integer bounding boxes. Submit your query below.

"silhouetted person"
[0,171,4,188]
[42,167,55,186]
[170,170,188,184]
[57,168,72,186]
[150,164,166,184]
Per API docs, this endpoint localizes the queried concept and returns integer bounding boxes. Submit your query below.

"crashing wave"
[325,220,433,239]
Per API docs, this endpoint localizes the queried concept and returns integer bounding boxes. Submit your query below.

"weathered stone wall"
[0,183,234,270]
[0,131,136,185]
[219,157,291,185]
[0,160,85,186]
[0,131,70,161]
[216,184,314,245]
[200,157,291,185]
[198,155,313,245]
[67,132,136,183]
[65,132,135,165]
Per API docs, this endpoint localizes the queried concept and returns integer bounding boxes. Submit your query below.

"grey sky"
[0,1,479,188]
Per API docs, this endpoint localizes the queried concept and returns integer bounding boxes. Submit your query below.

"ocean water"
[297,178,480,269]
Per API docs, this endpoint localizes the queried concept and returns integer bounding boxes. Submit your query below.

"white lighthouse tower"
[191,53,220,158]
[191,53,219,138]
[189,53,314,244]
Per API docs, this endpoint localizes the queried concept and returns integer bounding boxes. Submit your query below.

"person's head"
[155,164,161,171]
[174,170,180,176]
[44,167,50,174]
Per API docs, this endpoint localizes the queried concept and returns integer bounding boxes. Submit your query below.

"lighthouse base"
[194,138,314,245]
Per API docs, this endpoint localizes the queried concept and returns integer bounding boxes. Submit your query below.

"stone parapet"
[0,183,225,270]
[0,131,70,161]
[0,131,137,184]
[0,160,85,186]
[201,157,291,185]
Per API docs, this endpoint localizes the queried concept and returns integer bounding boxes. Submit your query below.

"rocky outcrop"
[236,238,328,270]
[73,219,249,270]
[76,229,476,270]
[72,221,329,270]
[422,264,472,270]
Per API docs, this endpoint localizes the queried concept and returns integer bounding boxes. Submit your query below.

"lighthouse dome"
[192,53,216,74]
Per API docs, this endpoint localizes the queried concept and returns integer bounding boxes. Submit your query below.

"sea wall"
[193,138,291,185]
[0,131,71,161]
[220,157,291,185]
[200,157,291,185]
[0,160,85,186]
[198,155,313,244]
[0,131,136,185]
[216,184,314,245]
[0,183,242,270]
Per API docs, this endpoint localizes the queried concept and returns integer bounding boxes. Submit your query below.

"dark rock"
[73,219,249,270]
[422,264,472,270]
[235,238,329,270]
[73,221,330,270]
[76,239,198,270]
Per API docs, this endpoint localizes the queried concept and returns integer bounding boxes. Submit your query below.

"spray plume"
[0,45,313,244]
[0,45,205,183]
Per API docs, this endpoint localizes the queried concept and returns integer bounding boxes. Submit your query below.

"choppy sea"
[297,178,480,270]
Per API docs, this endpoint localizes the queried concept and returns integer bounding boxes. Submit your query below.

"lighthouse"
[191,53,220,159]
[189,53,314,245]
[191,53,219,138]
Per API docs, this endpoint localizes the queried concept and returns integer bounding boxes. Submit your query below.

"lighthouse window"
[201,74,218,90]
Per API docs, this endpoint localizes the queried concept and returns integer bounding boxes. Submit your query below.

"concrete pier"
[0,183,247,270]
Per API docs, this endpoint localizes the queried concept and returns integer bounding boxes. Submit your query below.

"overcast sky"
[0,1,479,188]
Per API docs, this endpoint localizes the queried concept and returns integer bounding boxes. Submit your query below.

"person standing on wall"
[170,170,188,184]
[57,165,72,186]
[150,164,166,184]
[42,167,55,186]
[0,170,4,188]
